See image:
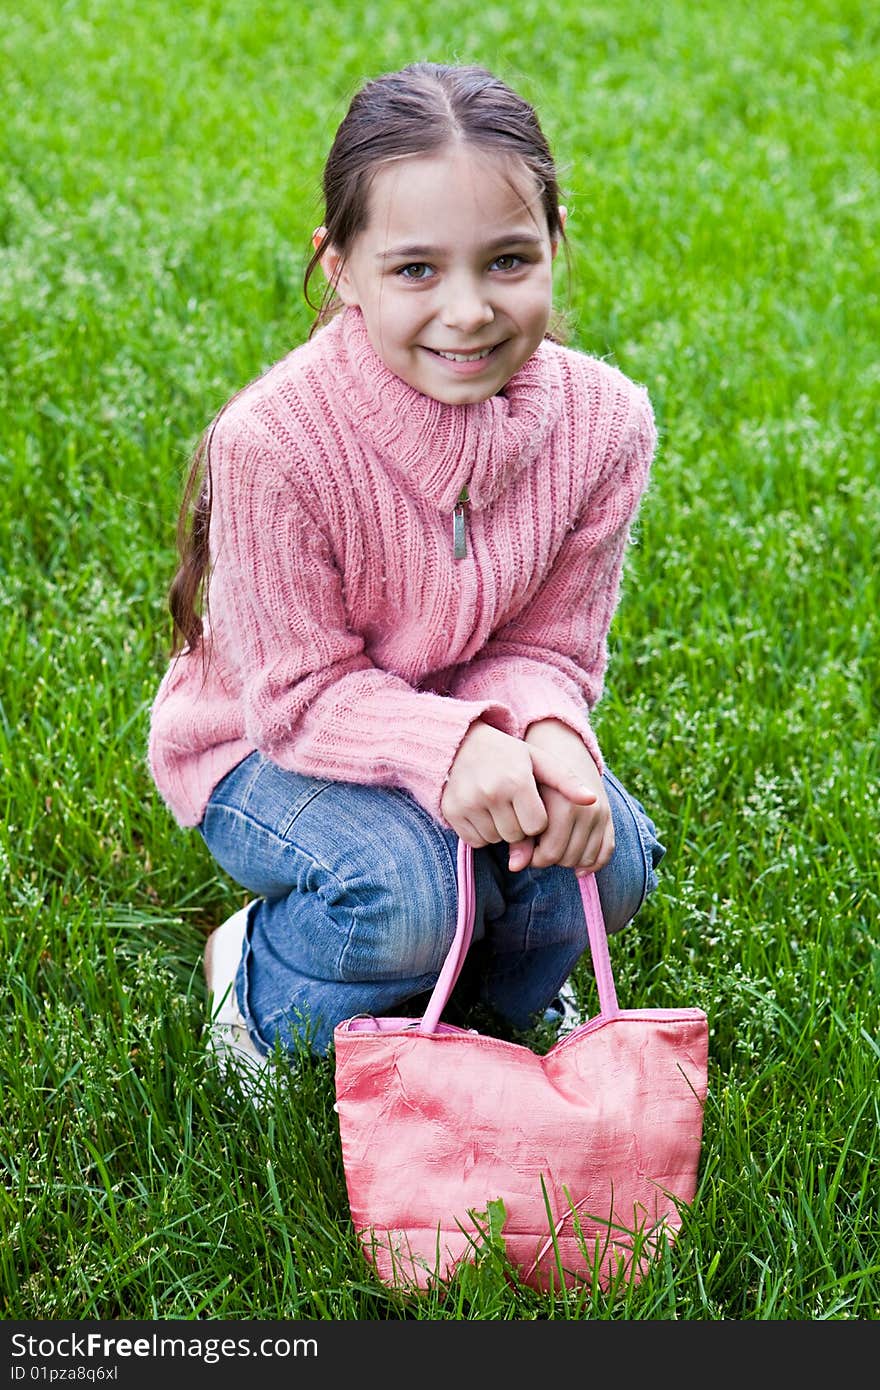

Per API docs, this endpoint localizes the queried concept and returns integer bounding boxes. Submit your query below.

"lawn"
[1,0,877,1321]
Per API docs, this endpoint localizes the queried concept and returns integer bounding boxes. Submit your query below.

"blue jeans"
[198,753,665,1057]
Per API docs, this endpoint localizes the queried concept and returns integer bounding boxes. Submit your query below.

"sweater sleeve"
[447,381,657,774]
[205,419,516,822]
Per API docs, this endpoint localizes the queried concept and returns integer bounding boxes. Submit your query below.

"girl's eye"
[490,254,524,272]
[397,263,434,280]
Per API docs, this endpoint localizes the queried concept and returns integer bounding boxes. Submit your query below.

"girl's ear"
[312,226,358,306]
[551,205,568,259]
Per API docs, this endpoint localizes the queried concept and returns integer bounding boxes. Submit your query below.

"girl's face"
[319,144,565,405]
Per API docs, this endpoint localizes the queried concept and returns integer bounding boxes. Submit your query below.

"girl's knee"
[597,770,666,935]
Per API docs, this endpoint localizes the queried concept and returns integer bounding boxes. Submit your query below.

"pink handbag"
[333,839,708,1293]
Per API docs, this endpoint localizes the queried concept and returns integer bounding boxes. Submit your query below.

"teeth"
[435,347,493,362]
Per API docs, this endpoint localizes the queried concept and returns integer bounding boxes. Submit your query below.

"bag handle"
[418,839,619,1035]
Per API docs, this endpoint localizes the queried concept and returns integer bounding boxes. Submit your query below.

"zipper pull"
[453,484,469,559]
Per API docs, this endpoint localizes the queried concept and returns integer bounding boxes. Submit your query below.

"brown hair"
[168,61,568,657]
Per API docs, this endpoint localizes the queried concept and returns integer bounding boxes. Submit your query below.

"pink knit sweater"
[148,307,657,828]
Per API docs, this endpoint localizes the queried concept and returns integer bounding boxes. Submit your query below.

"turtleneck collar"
[319,306,565,511]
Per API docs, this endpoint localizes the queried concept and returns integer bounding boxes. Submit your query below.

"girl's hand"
[507,720,615,877]
[440,720,597,850]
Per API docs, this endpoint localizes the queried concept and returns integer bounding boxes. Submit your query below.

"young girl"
[148,61,664,1081]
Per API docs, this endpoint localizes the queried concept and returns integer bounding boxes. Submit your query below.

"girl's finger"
[511,785,550,841]
[527,747,598,806]
[529,815,568,867]
[508,837,535,872]
[530,789,582,867]
[453,814,498,849]
[558,820,592,869]
[575,820,615,875]
[490,803,529,846]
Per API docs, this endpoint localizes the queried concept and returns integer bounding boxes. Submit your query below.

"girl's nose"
[440,279,495,333]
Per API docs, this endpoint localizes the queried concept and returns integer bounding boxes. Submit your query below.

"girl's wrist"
[524,717,584,752]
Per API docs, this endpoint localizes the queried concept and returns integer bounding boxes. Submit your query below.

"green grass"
[2,0,878,1321]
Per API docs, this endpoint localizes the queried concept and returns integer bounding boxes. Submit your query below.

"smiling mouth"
[428,345,498,362]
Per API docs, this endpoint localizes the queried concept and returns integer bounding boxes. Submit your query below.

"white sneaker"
[543,978,582,1036]
[204,902,270,1090]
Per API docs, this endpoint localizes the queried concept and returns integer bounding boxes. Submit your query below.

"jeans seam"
[236,904,271,1056]
[203,800,342,881]
[207,758,333,840]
